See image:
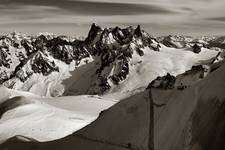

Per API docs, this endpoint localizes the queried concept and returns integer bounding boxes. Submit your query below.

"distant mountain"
[158,35,193,48]
[0,25,224,97]
[0,24,162,96]
[208,36,225,49]
[158,35,221,50]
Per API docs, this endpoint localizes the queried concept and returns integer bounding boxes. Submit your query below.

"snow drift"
[0,87,115,144]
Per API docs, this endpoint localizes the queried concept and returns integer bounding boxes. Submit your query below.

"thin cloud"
[0,0,225,35]
[0,5,62,22]
[1,0,175,16]
[207,17,225,22]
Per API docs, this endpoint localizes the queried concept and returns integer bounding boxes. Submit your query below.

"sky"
[0,0,225,36]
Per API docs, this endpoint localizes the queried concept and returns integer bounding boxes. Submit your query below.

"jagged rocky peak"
[13,51,59,82]
[47,36,90,65]
[134,25,142,37]
[85,24,161,72]
[0,31,92,87]
[0,33,29,83]
[85,23,103,44]
[83,24,161,94]
[85,25,161,94]
[0,24,162,95]
[31,51,59,75]
[86,24,161,55]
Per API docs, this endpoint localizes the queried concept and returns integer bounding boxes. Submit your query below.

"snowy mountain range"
[0,24,162,97]
[1,24,224,97]
[0,24,225,150]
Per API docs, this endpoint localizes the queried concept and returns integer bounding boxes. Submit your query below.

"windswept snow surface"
[0,87,115,143]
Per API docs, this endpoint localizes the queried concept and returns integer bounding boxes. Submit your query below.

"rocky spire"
[134,25,142,37]
[85,23,102,44]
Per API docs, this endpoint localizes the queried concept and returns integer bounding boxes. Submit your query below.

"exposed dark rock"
[193,44,202,53]
[134,25,142,37]
[97,76,111,94]
[110,60,129,85]
[0,48,10,68]
[31,52,59,76]
[147,73,176,89]
[85,23,102,45]
[21,39,34,55]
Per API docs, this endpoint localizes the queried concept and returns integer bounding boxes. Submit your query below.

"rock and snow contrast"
[0,24,225,150]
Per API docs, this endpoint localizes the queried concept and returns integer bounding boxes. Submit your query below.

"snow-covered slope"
[2,58,225,150]
[0,87,115,144]
[101,45,219,99]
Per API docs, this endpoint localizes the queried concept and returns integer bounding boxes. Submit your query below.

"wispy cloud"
[0,0,225,35]
[207,17,225,22]
[1,0,175,16]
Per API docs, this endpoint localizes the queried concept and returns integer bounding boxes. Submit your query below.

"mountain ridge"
[0,24,224,97]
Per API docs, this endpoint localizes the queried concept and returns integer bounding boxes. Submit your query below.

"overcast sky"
[1,0,225,36]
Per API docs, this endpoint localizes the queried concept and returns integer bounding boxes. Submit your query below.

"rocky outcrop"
[0,34,28,83]
[0,47,10,68]
[31,52,59,75]
[192,44,202,53]
[47,37,90,64]
[147,73,176,89]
